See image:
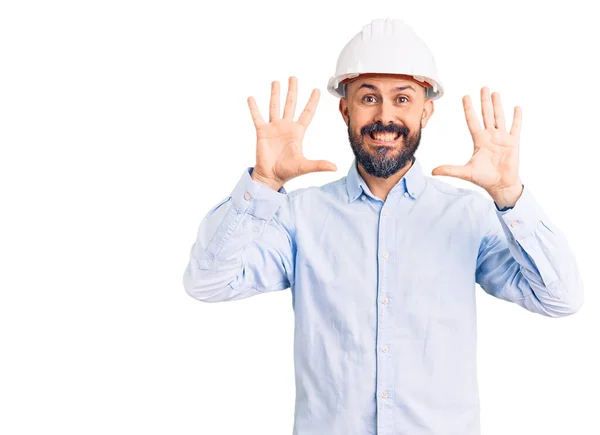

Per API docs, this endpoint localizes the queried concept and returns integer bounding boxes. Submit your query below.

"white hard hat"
[327,18,444,100]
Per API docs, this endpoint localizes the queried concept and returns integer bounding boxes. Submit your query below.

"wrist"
[488,183,524,209]
[251,169,284,192]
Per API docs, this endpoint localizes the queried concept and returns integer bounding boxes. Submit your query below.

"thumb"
[431,165,472,181]
[299,159,337,175]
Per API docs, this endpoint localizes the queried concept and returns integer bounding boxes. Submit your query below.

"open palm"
[247,77,337,188]
[432,87,522,194]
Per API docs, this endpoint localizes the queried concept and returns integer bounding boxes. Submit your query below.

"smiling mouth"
[368,132,401,144]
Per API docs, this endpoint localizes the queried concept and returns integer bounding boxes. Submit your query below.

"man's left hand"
[431,87,524,209]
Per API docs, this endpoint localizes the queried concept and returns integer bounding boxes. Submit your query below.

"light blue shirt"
[183,157,583,435]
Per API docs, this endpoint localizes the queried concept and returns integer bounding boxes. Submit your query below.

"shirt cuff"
[495,203,513,212]
[230,167,288,221]
[495,185,546,240]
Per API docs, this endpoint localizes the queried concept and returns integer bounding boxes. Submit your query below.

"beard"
[347,118,422,179]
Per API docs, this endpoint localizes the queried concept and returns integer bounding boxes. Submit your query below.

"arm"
[183,76,336,302]
[475,185,584,317]
[182,167,295,303]
[432,87,584,317]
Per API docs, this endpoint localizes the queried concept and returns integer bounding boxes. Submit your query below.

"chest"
[293,201,480,323]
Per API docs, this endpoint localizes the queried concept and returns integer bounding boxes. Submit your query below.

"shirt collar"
[345,156,426,202]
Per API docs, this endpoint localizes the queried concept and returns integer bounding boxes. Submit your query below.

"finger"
[299,158,337,175]
[481,87,495,130]
[269,80,280,122]
[297,88,320,128]
[247,96,265,127]
[463,95,482,135]
[510,106,522,137]
[491,92,506,131]
[282,76,298,120]
[431,165,473,182]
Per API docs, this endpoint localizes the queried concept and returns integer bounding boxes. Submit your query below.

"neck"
[357,157,415,202]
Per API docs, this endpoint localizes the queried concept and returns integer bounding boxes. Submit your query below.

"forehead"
[347,74,420,92]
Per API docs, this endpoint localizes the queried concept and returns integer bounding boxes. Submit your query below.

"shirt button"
[380,391,388,398]
[244,192,252,200]
[382,346,389,353]
[361,195,367,201]
[403,192,409,197]
[382,297,389,305]
[510,220,518,227]
[382,252,389,259]
[383,211,389,216]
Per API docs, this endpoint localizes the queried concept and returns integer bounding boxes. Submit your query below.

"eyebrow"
[357,83,416,93]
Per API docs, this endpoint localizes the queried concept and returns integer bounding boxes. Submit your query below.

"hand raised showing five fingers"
[432,87,523,202]
[247,76,337,191]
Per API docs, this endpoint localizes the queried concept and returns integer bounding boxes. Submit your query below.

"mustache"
[360,122,410,137]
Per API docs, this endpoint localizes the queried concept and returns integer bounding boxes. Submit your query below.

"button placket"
[376,201,395,433]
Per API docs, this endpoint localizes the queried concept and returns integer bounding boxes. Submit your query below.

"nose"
[375,99,397,126]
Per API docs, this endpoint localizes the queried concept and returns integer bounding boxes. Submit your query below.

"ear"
[420,99,434,128]
[339,98,349,126]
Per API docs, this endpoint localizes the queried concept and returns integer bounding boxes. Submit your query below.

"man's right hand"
[247,76,337,191]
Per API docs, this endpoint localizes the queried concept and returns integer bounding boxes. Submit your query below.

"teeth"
[372,132,398,141]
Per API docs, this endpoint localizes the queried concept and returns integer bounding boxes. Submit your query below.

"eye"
[397,96,409,104]
[362,95,377,103]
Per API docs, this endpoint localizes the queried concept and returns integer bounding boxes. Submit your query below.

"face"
[339,74,434,179]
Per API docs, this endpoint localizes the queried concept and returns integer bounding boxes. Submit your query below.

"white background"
[1,0,598,434]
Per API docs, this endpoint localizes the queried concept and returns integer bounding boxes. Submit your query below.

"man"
[183,18,583,435]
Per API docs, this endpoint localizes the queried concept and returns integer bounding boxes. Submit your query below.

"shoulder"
[285,175,347,202]
[427,176,478,198]
[424,175,495,223]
